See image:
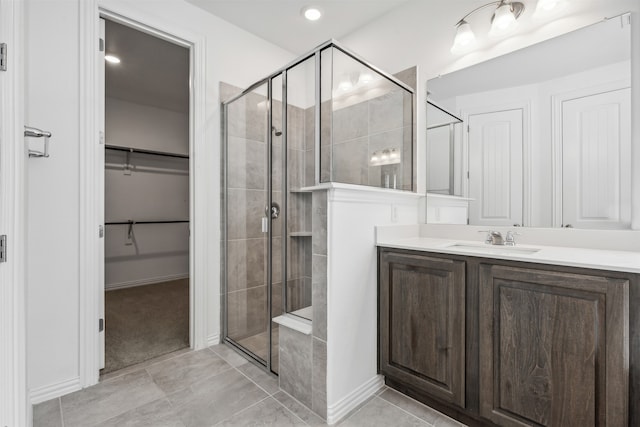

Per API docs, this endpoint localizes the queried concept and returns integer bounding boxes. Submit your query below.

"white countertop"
[377,235,640,274]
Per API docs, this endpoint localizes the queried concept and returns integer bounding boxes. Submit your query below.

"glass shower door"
[224,76,285,373]
[224,82,272,366]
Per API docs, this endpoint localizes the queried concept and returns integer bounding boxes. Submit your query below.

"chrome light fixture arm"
[451,0,525,54]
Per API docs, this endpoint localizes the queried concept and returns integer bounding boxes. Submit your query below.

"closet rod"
[105,220,189,225]
[105,145,189,159]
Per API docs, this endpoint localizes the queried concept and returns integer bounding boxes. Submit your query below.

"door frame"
[79,0,207,387]
[461,100,531,226]
[0,0,28,425]
[551,79,631,228]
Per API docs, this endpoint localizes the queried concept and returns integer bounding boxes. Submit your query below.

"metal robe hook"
[24,125,53,158]
[127,220,135,240]
[124,149,132,175]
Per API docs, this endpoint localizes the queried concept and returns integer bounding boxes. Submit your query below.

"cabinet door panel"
[479,265,628,427]
[379,252,465,407]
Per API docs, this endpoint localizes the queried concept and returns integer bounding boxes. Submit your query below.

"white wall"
[326,186,421,417]
[105,97,189,155]
[105,98,190,289]
[339,0,640,196]
[25,0,294,400]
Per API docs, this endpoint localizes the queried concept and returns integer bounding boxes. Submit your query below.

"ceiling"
[105,20,190,113]
[185,0,413,54]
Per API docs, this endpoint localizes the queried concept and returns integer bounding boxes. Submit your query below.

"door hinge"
[99,225,104,238]
[99,131,105,145]
[0,43,7,71]
[99,38,104,52]
[467,125,470,133]
[99,318,104,332]
[0,235,6,263]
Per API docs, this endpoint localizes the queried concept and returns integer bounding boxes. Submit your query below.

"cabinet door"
[479,265,628,426]
[379,251,466,407]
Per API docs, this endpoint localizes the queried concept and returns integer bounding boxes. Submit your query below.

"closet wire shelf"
[105,144,189,159]
[105,220,189,225]
[105,220,189,240]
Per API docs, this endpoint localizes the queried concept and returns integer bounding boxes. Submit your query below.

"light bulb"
[490,3,518,36]
[105,54,121,64]
[534,0,565,17]
[301,6,322,21]
[338,79,352,92]
[451,20,476,54]
[359,71,374,85]
[538,0,559,11]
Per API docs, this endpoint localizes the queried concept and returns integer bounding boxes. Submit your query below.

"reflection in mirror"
[427,14,632,229]
[426,101,463,196]
[321,46,414,191]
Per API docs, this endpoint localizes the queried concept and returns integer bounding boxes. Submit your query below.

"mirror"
[426,14,632,229]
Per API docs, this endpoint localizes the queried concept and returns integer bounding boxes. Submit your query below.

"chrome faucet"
[505,231,521,246]
[479,230,504,245]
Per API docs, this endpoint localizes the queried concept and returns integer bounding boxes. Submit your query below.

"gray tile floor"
[33,345,466,427]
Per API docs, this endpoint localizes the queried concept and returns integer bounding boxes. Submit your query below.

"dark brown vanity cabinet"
[378,248,638,427]
[378,251,466,407]
[479,264,628,427]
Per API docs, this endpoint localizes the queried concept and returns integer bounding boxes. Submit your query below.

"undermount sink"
[447,243,541,256]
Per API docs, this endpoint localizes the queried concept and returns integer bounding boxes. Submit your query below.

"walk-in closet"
[102,19,191,373]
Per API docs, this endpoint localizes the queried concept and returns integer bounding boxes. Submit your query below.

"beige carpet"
[103,278,189,373]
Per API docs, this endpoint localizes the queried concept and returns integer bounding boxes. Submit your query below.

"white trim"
[0,0,28,425]
[105,273,190,291]
[550,79,631,228]
[79,0,209,389]
[207,333,221,347]
[29,377,81,405]
[78,0,102,388]
[326,375,385,425]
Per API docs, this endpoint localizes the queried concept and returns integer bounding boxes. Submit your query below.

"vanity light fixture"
[534,0,566,17]
[301,6,322,21]
[338,79,353,92]
[370,148,401,166]
[359,71,374,84]
[536,0,561,12]
[451,0,525,54]
[104,54,121,64]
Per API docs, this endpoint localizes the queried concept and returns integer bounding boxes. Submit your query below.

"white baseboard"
[30,377,81,404]
[207,333,221,347]
[105,273,189,291]
[326,375,385,425]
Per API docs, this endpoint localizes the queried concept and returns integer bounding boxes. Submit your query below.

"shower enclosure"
[222,41,414,374]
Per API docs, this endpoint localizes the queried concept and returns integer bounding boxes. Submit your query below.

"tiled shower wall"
[283,104,314,314]
[221,82,313,344]
[223,83,269,341]
[318,68,415,191]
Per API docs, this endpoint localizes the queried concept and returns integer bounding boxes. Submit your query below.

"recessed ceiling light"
[105,54,121,64]
[301,6,322,21]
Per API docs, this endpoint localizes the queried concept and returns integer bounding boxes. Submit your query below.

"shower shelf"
[289,188,313,194]
[289,232,312,237]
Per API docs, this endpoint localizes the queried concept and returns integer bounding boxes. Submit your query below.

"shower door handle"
[266,203,280,219]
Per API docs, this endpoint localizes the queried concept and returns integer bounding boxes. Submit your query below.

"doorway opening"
[101,18,191,374]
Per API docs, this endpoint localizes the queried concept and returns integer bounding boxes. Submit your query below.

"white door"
[468,109,523,226]
[0,0,28,425]
[562,88,631,229]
